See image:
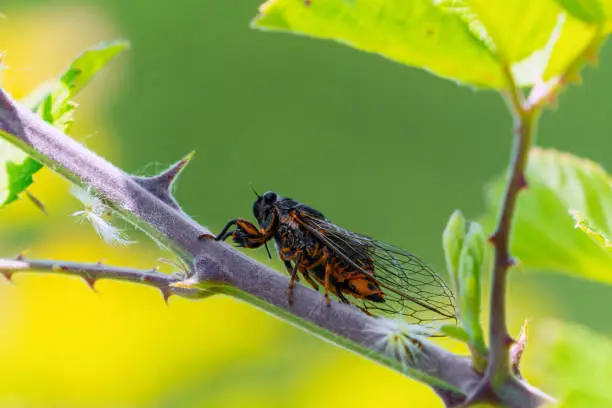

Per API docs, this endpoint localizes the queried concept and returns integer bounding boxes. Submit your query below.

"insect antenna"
[264,242,273,259]
[249,183,261,198]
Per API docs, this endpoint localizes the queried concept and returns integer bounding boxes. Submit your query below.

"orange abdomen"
[310,254,385,303]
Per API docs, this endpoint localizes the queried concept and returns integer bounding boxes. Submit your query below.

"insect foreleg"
[212,218,275,249]
[210,219,239,241]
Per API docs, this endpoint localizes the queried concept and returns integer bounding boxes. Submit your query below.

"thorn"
[130,152,193,209]
[15,251,27,261]
[516,172,528,191]
[151,266,159,272]
[488,231,499,245]
[1,271,13,282]
[153,151,194,188]
[168,151,194,180]
[160,286,172,305]
[83,276,98,292]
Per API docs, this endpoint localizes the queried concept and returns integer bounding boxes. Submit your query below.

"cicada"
[211,191,456,325]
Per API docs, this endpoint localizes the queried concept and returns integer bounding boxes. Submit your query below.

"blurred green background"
[1,0,612,406]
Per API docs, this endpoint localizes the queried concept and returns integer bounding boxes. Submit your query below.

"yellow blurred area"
[0,3,123,230]
[0,244,280,405]
[0,235,453,407]
[0,4,118,99]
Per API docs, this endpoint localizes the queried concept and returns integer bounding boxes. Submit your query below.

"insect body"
[213,191,456,324]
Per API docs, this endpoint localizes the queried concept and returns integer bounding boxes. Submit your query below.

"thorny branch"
[0,87,553,407]
[0,257,202,301]
[460,65,544,407]
[485,64,537,389]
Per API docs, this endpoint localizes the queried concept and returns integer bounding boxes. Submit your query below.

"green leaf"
[532,320,612,406]
[483,147,612,284]
[253,0,611,89]
[464,0,605,86]
[252,0,506,88]
[443,209,466,297]
[439,324,471,343]
[553,0,612,28]
[29,39,130,133]
[0,149,43,207]
[555,0,605,23]
[464,0,560,63]
[542,18,599,84]
[0,40,129,208]
[442,211,487,365]
[457,222,486,352]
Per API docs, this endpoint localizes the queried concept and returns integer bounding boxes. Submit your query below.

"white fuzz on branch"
[71,185,134,247]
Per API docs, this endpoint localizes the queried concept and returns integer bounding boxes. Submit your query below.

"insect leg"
[301,245,324,291]
[235,215,279,249]
[223,218,272,249]
[324,263,333,306]
[301,269,320,291]
[334,283,349,304]
[283,260,301,283]
[288,252,303,305]
[207,219,238,241]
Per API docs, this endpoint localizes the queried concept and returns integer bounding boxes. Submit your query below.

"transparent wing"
[298,210,457,325]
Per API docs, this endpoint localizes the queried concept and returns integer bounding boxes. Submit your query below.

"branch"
[0,87,552,406]
[0,257,203,301]
[486,65,538,386]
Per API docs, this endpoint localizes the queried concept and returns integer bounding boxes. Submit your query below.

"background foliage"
[1,0,612,406]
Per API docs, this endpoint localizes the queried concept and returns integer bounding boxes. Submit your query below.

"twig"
[0,257,204,301]
[486,65,537,387]
[0,87,552,406]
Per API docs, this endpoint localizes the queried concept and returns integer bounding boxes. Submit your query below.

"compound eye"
[263,191,278,204]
